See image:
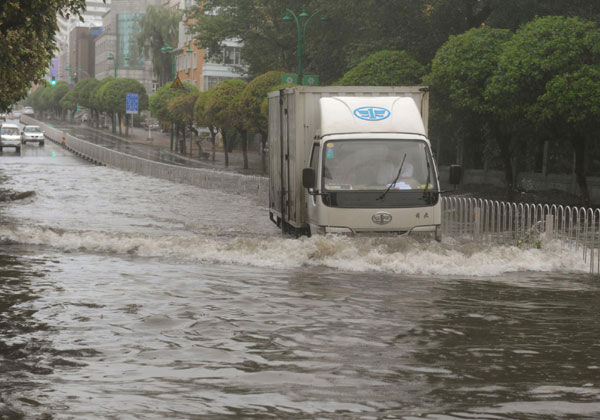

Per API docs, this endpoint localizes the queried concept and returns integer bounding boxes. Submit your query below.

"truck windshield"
[322,139,437,192]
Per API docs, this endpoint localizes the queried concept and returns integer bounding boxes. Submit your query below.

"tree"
[335,50,425,86]
[167,90,200,154]
[486,16,600,205]
[194,90,218,161]
[59,88,78,121]
[0,0,87,111]
[72,77,101,126]
[97,78,149,136]
[237,70,285,172]
[136,5,183,86]
[188,1,314,78]
[149,83,190,125]
[91,77,114,130]
[226,82,250,169]
[537,65,600,207]
[426,27,515,196]
[205,79,246,167]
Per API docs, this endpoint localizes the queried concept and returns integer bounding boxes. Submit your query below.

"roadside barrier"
[21,116,270,206]
[441,196,599,273]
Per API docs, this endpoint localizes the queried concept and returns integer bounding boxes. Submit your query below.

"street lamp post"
[282,7,326,84]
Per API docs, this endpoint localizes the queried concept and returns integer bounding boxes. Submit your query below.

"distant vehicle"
[0,123,22,153]
[21,125,44,146]
[22,106,34,115]
[0,113,6,121]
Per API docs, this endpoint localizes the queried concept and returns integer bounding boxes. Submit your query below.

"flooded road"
[1,126,598,419]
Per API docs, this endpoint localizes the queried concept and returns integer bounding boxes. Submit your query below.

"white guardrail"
[22,116,270,206]
[441,196,600,274]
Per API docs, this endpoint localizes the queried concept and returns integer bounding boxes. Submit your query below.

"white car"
[22,106,34,115]
[21,125,44,146]
[0,123,21,153]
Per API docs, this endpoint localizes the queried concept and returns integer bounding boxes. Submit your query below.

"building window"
[205,46,242,65]
[117,13,143,68]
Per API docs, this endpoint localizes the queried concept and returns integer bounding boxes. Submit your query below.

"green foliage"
[237,70,286,135]
[92,77,114,113]
[486,16,600,119]
[335,50,426,86]
[167,91,200,127]
[427,27,512,114]
[0,0,87,110]
[136,5,184,85]
[194,90,211,128]
[72,78,101,110]
[539,65,600,126]
[97,78,149,115]
[205,79,247,132]
[59,88,78,112]
[150,82,195,123]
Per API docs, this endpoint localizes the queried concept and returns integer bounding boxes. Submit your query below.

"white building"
[55,0,111,82]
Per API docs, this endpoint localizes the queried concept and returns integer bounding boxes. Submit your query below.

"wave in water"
[0,225,587,276]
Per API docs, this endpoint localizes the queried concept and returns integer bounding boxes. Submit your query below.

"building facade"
[55,0,111,82]
[95,0,161,94]
[172,0,247,91]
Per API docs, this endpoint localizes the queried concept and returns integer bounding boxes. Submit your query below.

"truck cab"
[268,87,441,240]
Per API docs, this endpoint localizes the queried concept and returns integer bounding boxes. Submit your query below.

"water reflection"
[0,250,51,418]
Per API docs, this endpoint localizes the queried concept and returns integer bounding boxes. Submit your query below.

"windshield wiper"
[377,153,406,201]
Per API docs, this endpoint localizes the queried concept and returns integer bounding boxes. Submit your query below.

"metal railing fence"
[441,196,600,274]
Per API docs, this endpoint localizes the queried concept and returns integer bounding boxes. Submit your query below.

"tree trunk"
[222,129,229,167]
[571,134,590,207]
[181,126,186,154]
[209,126,217,161]
[118,113,122,136]
[241,129,248,169]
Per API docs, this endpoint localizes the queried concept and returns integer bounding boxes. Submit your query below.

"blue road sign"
[126,93,139,114]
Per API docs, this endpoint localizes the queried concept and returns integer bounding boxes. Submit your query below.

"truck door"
[306,143,321,229]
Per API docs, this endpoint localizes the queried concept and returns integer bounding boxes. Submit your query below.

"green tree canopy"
[335,50,426,86]
[72,77,101,110]
[238,70,285,135]
[427,27,515,194]
[485,16,600,205]
[97,78,149,115]
[150,82,195,123]
[205,79,247,166]
[59,87,78,114]
[167,90,200,128]
[0,0,87,110]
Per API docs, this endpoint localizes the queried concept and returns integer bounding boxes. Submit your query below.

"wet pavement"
[0,118,598,419]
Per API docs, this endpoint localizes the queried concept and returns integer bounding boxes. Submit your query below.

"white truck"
[268,86,446,239]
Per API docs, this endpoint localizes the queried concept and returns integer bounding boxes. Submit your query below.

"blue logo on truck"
[353,106,391,121]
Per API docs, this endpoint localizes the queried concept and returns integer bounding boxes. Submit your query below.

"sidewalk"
[104,125,268,177]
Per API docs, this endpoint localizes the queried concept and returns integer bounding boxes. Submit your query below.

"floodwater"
[1,126,598,419]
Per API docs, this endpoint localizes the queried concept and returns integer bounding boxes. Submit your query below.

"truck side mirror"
[449,164,463,185]
[302,167,316,189]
